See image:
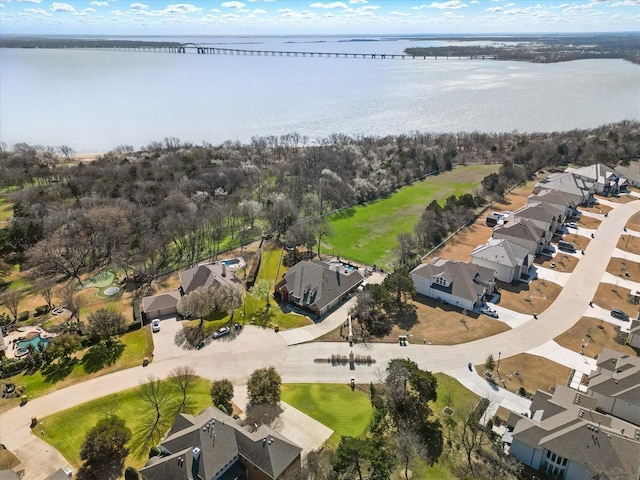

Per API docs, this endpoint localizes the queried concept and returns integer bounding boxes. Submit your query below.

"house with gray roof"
[141,291,182,321]
[471,238,532,283]
[534,172,595,205]
[527,189,581,220]
[43,469,72,480]
[493,218,547,256]
[566,163,629,196]
[139,407,301,480]
[512,201,565,238]
[587,348,640,427]
[508,384,640,480]
[275,260,364,316]
[410,257,495,311]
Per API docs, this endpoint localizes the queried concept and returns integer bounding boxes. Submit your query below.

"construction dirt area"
[554,316,638,358]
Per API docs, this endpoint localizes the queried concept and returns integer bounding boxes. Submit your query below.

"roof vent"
[193,447,201,460]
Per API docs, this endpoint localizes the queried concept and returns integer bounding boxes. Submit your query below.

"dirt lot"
[575,215,601,229]
[617,235,640,255]
[425,180,539,263]
[554,316,638,358]
[626,211,640,232]
[580,203,613,215]
[534,253,578,274]
[592,283,639,319]
[606,257,640,283]
[320,293,511,345]
[474,353,572,398]
[495,279,563,315]
[556,232,590,252]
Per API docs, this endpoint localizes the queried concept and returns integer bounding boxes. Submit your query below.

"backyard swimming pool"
[16,333,49,355]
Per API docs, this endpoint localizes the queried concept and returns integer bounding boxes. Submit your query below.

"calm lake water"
[1,36,639,153]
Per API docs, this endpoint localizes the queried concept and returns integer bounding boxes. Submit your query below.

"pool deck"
[2,327,56,360]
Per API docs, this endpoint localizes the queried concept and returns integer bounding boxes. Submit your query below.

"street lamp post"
[497,351,501,373]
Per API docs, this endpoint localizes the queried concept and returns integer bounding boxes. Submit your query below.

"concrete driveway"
[151,316,187,362]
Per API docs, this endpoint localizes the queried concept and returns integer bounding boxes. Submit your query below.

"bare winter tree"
[169,365,198,412]
[0,289,24,323]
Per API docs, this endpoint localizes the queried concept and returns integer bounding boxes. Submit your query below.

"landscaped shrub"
[1,358,28,377]
[132,297,142,326]
[148,446,161,458]
[18,311,29,322]
[245,250,261,289]
[124,466,139,480]
[126,321,141,332]
[35,305,50,316]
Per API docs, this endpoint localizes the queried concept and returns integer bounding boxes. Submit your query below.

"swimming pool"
[222,259,240,266]
[16,333,49,351]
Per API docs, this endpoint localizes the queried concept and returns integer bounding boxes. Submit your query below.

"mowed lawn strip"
[326,165,499,266]
[281,383,372,447]
[38,378,213,470]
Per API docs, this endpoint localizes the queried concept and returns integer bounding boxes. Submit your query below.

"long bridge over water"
[78,42,498,60]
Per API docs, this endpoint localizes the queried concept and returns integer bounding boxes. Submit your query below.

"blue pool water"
[17,333,49,350]
[222,259,240,266]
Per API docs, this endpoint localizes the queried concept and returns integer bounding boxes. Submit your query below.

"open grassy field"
[554,316,638,357]
[325,164,499,267]
[38,378,213,470]
[0,328,153,413]
[281,383,372,447]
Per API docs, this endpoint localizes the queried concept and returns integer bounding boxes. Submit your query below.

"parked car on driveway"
[565,222,578,229]
[480,307,499,318]
[611,309,630,321]
[151,319,161,333]
[213,327,231,339]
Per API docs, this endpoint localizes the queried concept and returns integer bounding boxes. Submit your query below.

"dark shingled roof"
[141,291,181,313]
[179,264,237,295]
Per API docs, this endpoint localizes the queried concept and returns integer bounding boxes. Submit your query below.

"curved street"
[1,195,638,480]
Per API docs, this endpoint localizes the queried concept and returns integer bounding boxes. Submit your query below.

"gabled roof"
[411,257,494,304]
[567,163,628,187]
[513,202,563,225]
[277,260,363,312]
[179,263,237,295]
[141,291,181,313]
[43,470,73,480]
[493,218,544,244]
[535,172,593,199]
[471,238,530,268]
[530,189,582,208]
[511,385,640,480]
[588,349,640,405]
[140,407,301,480]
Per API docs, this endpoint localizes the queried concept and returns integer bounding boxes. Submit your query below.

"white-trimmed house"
[512,201,565,238]
[493,218,548,256]
[141,291,182,321]
[527,189,581,220]
[471,238,533,283]
[566,163,629,196]
[507,385,640,480]
[534,172,595,205]
[628,318,640,349]
[586,348,640,427]
[410,257,495,311]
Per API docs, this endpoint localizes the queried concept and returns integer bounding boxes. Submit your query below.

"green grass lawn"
[432,373,480,415]
[0,195,12,225]
[325,165,499,267]
[38,378,213,470]
[281,383,372,447]
[0,328,153,413]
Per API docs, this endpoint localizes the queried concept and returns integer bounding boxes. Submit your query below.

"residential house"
[566,163,629,196]
[141,262,239,322]
[512,201,565,238]
[471,238,532,283]
[527,189,581,219]
[43,470,72,480]
[533,172,595,205]
[139,407,301,480]
[586,348,640,427]
[493,218,547,256]
[410,257,495,311]
[611,162,640,188]
[507,384,640,480]
[628,318,640,349]
[275,260,364,316]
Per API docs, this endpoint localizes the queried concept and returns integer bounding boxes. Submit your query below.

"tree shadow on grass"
[82,341,125,374]
[128,405,179,459]
[42,356,78,383]
[392,303,419,331]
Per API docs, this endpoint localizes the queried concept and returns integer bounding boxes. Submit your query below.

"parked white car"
[565,222,578,229]
[480,307,499,318]
[151,319,161,333]
[213,327,231,339]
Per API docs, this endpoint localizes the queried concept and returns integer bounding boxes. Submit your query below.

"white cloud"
[412,1,468,9]
[485,6,502,12]
[51,3,76,12]
[390,10,410,15]
[74,7,96,15]
[349,0,368,3]
[310,2,348,8]
[247,0,274,2]
[162,4,203,14]
[20,7,51,15]
[129,3,148,11]
[221,1,245,8]
[16,0,43,3]
[251,8,266,14]
[470,0,479,3]
[611,0,640,5]
[90,1,109,6]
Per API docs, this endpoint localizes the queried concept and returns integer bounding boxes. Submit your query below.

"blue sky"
[0,0,638,35]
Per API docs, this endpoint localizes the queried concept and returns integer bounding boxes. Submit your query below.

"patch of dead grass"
[592,283,639,319]
[598,194,637,204]
[606,257,640,283]
[576,215,601,229]
[534,253,578,273]
[580,203,613,215]
[626,211,640,233]
[495,279,563,315]
[557,232,590,251]
[475,353,572,398]
[616,235,640,255]
[554,316,638,357]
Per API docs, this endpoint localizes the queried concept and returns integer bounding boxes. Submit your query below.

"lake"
[1,35,638,153]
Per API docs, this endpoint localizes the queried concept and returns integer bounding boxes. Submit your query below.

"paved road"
[1,197,638,479]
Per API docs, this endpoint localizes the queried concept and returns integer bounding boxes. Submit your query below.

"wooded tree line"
[0,122,638,288]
